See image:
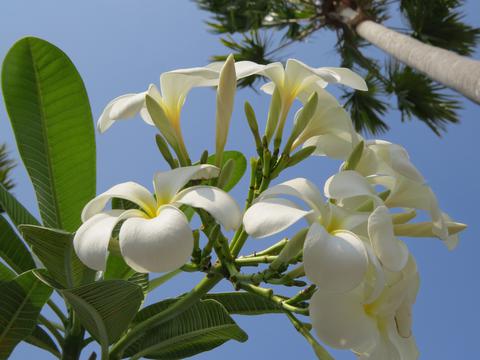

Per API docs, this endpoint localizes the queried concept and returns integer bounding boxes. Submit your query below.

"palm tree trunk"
[340,7,480,104]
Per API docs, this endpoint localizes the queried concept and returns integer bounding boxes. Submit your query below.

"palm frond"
[400,0,480,55]
[342,73,390,134]
[212,31,274,87]
[386,62,461,135]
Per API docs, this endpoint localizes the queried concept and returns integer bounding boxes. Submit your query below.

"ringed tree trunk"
[340,7,480,104]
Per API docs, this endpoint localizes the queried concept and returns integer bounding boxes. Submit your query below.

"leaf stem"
[148,269,182,292]
[238,282,309,316]
[109,273,222,358]
[284,311,334,360]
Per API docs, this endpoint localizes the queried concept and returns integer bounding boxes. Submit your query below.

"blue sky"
[1,1,479,359]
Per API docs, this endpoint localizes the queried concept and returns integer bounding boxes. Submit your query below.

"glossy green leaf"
[0,270,53,358]
[0,184,39,229]
[206,151,246,192]
[1,36,96,232]
[0,216,35,274]
[19,225,94,287]
[0,262,15,281]
[24,326,60,358]
[125,299,248,359]
[204,292,282,315]
[61,280,143,356]
[104,254,149,295]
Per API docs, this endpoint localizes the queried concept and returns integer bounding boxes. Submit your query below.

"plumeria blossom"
[243,177,373,293]
[310,256,420,360]
[258,58,368,104]
[292,89,361,159]
[255,59,367,147]
[73,165,241,273]
[326,164,466,249]
[96,58,264,135]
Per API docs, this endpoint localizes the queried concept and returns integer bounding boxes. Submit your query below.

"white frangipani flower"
[324,168,466,249]
[292,89,360,159]
[258,59,368,102]
[256,59,367,145]
[73,165,241,273]
[243,177,371,293]
[310,256,420,360]
[96,59,265,134]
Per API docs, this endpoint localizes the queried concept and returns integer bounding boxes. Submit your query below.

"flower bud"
[215,54,237,166]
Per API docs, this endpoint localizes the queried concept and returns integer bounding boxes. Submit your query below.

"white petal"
[160,67,220,111]
[387,317,419,360]
[368,206,409,272]
[293,105,355,149]
[363,243,386,304]
[119,205,193,273]
[261,62,286,89]
[310,290,378,350]
[97,93,145,133]
[138,84,164,126]
[73,209,143,271]
[243,198,312,238]
[258,178,326,216]
[302,132,355,160]
[81,182,157,222]
[233,61,266,78]
[206,59,265,78]
[316,67,368,90]
[395,257,420,338]
[109,92,146,120]
[284,59,320,92]
[324,170,376,200]
[368,141,424,182]
[371,175,449,241]
[173,185,241,231]
[326,203,369,234]
[303,224,368,292]
[260,81,275,95]
[357,320,401,360]
[153,164,220,203]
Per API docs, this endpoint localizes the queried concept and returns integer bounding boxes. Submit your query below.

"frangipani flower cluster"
[73,56,466,360]
[243,141,466,358]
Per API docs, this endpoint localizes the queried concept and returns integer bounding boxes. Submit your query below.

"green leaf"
[1,36,96,232]
[0,262,15,281]
[19,225,94,287]
[104,254,149,295]
[125,299,248,359]
[0,184,39,229]
[24,326,60,358]
[204,292,282,315]
[206,151,246,191]
[0,216,35,274]
[61,280,143,356]
[0,270,53,358]
[0,144,15,201]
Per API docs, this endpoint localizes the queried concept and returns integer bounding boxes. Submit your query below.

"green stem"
[284,311,334,360]
[148,269,182,292]
[238,283,309,315]
[61,312,84,360]
[235,255,278,266]
[109,274,222,359]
